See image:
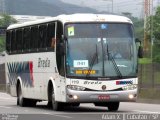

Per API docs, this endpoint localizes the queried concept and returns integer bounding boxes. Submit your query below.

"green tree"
[0,13,17,27]
[0,14,17,52]
[132,18,144,40]
[152,6,160,62]
[153,6,160,41]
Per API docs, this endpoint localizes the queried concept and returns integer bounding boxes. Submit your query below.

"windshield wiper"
[86,44,98,78]
[106,44,122,79]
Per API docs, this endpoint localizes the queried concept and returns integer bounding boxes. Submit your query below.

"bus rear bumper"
[66,89,137,103]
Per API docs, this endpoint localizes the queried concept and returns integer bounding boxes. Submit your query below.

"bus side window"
[47,23,55,50]
[22,28,26,51]
[39,25,47,50]
[16,29,23,53]
[6,31,11,53]
[11,30,17,53]
[23,27,30,52]
[31,26,38,51]
[30,27,34,50]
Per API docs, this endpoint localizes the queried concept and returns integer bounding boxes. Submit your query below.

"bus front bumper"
[66,89,137,103]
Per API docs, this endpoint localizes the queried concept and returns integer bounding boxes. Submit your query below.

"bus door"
[55,21,66,101]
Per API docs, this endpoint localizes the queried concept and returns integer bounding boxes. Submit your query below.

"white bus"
[5,14,142,111]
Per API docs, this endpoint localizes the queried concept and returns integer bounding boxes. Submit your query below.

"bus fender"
[48,77,57,98]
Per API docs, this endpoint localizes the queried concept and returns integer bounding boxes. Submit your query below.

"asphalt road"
[0,92,160,120]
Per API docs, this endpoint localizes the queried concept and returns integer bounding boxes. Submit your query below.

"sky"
[61,0,159,18]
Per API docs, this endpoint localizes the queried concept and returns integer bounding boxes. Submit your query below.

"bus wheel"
[17,85,26,107]
[107,102,120,111]
[47,102,52,108]
[71,103,80,107]
[51,88,62,111]
[27,99,37,107]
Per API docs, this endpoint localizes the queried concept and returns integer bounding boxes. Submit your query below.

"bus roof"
[7,14,132,30]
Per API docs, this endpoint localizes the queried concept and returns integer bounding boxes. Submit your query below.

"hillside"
[5,0,99,16]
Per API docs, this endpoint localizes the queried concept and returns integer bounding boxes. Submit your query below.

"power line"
[116,1,138,5]
[93,3,140,7]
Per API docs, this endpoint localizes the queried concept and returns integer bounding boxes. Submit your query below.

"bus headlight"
[67,85,86,91]
[73,95,78,100]
[122,85,137,91]
[129,94,134,99]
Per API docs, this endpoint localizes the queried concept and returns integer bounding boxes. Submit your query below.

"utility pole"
[102,0,113,13]
[144,0,154,57]
[143,0,151,54]
[144,0,154,88]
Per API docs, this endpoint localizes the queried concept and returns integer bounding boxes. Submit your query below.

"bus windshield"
[65,23,137,79]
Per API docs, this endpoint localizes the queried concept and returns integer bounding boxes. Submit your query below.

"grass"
[139,58,152,64]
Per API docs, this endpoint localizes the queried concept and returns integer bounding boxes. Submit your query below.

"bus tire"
[107,102,120,111]
[51,87,62,111]
[47,102,52,108]
[71,103,80,107]
[17,84,27,107]
[27,99,37,107]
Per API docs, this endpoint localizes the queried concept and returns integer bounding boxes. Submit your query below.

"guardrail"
[139,63,160,89]
[0,63,5,84]
[0,63,6,92]
[0,84,6,92]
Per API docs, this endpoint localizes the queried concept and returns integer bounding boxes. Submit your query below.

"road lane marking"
[0,97,16,100]
[133,110,160,114]
[0,99,16,103]
[24,110,29,112]
[54,114,72,119]
[59,113,102,114]
[43,113,72,119]
[49,113,117,115]
[0,106,12,109]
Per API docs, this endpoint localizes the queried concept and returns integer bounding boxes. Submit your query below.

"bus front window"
[65,23,137,79]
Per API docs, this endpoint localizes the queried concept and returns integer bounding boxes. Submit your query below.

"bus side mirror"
[61,35,67,41]
[58,42,66,55]
[138,46,143,58]
[135,38,140,43]
[135,38,143,58]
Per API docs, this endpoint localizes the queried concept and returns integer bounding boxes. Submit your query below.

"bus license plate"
[98,95,110,100]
